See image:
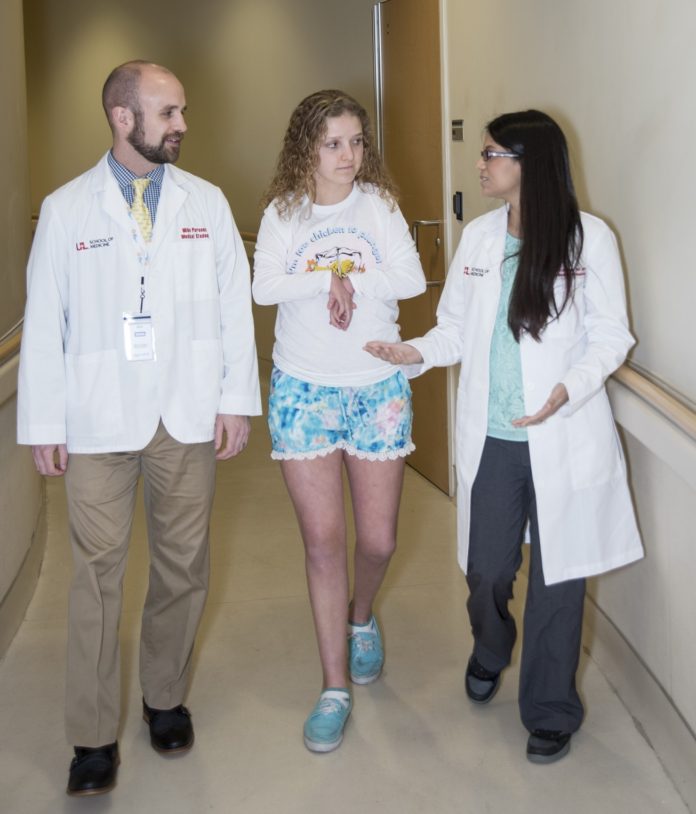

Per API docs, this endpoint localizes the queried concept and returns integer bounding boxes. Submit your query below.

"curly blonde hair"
[262,89,398,218]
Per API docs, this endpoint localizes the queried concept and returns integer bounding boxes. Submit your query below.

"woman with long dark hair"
[366,110,643,763]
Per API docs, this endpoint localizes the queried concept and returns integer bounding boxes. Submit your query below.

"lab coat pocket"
[171,241,219,302]
[190,339,223,416]
[65,349,123,438]
[566,391,621,490]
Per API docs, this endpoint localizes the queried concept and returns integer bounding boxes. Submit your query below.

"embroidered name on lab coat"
[180,227,210,240]
[462,266,489,277]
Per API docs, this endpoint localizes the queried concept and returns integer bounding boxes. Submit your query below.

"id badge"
[123,312,155,361]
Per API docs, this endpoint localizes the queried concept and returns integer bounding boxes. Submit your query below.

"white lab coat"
[409,206,643,584]
[17,154,261,453]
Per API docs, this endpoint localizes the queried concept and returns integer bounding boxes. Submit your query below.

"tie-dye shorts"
[268,367,415,461]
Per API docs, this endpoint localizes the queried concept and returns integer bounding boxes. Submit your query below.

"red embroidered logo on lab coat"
[75,237,114,251]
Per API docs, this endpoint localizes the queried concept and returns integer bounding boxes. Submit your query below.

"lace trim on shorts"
[271,440,415,462]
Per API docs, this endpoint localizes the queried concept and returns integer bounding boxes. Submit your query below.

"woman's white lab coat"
[409,206,643,584]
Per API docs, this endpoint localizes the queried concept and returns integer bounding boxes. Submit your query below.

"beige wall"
[0,0,45,658]
[442,0,696,406]
[0,0,32,338]
[442,0,696,796]
[23,0,377,234]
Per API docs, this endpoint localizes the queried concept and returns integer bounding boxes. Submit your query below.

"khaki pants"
[64,422,216,746]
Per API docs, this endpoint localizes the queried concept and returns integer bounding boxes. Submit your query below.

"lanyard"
[123,221,155,362]
[128,214,151,313]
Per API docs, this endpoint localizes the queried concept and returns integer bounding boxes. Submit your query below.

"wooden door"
[375,0,449,493]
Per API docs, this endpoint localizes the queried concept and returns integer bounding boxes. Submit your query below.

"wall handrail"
[0,320,23,368]
[614,363,696,443]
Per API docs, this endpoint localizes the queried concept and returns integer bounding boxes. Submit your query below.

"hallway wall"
[0,0,45,658]
[442,0,696,405]
[23,0,377,235]
[441,0,696,805]
[0,0,32,339]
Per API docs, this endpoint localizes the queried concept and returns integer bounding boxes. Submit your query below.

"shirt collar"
[107,150,165,191]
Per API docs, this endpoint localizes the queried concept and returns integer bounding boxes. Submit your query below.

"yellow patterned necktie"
[130,177,153,242]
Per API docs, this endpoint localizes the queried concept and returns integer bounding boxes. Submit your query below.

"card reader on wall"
[453,191,463,221]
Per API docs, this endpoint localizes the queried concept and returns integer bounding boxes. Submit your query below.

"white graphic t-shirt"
[253,184,426,386]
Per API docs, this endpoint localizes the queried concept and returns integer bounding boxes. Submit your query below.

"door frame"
[372,0,458,497]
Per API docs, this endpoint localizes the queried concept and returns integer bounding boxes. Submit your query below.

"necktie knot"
[130,178,153,242]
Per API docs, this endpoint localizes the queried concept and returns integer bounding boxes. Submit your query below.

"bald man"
[18,61,261,796]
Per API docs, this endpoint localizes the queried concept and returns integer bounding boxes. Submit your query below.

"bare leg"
[280,452,349,689]
[344,456,406,624]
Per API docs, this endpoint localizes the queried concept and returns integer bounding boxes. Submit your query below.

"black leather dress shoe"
[465,655,501,704]
[526,729,572,764]
[66,742,119,796]
[142,699,194,754]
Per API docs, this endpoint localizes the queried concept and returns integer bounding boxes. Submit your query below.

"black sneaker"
[465,655,501,704]
[66,742,119,796]
[526,729,572,764]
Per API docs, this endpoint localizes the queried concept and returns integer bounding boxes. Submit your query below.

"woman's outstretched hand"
[327,274,356,330]
[512,383,569,427]
[364,341,424,365]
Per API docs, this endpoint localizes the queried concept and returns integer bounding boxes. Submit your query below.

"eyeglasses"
[480,149,520,162]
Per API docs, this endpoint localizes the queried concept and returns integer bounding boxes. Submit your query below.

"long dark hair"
[487,110,584,341]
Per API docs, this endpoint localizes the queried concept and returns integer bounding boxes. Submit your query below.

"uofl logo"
[75,237,114,251]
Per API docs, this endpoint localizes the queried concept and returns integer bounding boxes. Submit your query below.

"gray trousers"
[466,436,585,733]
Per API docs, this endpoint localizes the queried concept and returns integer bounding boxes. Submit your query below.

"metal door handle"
[426,280,444,287]
[411,219,443,251]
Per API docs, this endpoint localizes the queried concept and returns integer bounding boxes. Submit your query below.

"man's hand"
[32,444,68,476]
[512,383,569,427]
[214,414,251,460]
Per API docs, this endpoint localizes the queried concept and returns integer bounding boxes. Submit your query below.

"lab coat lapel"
[96,158,136,237]
[483,206,509,276]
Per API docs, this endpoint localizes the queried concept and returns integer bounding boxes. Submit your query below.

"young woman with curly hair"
[253,89,425,752]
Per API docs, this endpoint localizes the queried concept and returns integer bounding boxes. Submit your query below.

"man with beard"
[17,61,260,796]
